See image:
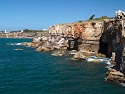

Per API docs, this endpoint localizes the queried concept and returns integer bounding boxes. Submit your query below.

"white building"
[5,30,7,33]
[43,29,48,31]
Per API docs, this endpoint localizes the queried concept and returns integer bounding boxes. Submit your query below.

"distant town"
[0,29,49,38]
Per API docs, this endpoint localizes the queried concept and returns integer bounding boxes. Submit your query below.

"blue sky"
[0,0,125,31]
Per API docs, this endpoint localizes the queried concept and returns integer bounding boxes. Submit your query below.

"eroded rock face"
[25,19,115,54]
[26,35,69,52]
[24,17,125,61]
[48,21,105,53]
[49,22,103,40]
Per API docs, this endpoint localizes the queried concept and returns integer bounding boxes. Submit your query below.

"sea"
[0,38,125,94]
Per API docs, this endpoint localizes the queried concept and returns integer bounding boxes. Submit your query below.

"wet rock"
[36,46,51,52]
[21,42,28,46]
[26,42,33,47]
[51,51,65,56]
[60,46,67,50]
[25,41,42,48]
[73,52,86,61]
[31,42,42,48]
[106,68,125,84]
[96,53,106,58]
[72,50,106,61]
[36,46,43,52]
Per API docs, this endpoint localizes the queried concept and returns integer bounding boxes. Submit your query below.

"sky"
[0,0,125,31]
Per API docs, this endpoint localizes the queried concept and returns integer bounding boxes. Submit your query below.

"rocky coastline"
[24,20,106,59]
[22,10,125,85]
[25,19,125,83]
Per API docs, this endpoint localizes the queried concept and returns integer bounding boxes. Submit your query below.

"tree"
[23,29,29,32]
[88,14,95,20]
[78,20,83,23]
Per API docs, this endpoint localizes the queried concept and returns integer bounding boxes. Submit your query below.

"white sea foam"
[86,56,113,68]
[15,43,21,45]
[86,56,109,62]
[120,83,125,86]
[6,43,22,45]
[13,48,24,50]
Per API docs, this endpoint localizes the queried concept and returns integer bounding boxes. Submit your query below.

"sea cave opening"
[98,36,109,57]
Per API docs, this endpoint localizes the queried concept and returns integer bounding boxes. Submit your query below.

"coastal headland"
[23,14,125,85]
[3,11,125,85]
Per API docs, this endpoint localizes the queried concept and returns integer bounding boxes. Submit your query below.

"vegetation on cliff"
[78,15,111,23]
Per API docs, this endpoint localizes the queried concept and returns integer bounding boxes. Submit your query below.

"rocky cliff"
[22,10,125,85]
[49,21,103,41]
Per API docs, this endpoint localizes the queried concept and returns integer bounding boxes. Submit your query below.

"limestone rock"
[31,42,42,48]
[26,42,33,47]
[43,47,50,52]
[106,68,125,84]
[110,71,124,77]
[89,59,101,63]
[36,46,43,52]
[73,52,86,61]
[51,51,65,56]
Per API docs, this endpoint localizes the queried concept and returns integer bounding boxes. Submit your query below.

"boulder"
[51,51,65,56]
[106,68,125,84]
[110,71,124,77]
[60,46,67,50]
[36,46,43,52]
[26,42,33,47]
[43,47,50,52]
[73,52,86,61]
[31,41,42,48]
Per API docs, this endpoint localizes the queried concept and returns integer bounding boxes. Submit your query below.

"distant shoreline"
[0,37,33,39]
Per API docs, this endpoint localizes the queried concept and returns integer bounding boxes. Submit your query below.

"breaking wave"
[6,43,22,45]
[120,83,125,86]
[86,56,113,68]
[13,48,24,50]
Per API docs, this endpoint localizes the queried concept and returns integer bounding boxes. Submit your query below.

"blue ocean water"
[0,38,125,94]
